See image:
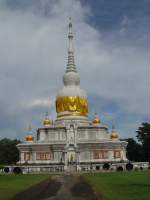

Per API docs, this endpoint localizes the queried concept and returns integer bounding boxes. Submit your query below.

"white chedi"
[63,71,80,86]
[56,18,87,99]
[57,71,87,98]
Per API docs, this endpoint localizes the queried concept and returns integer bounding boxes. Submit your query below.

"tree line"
[0,138,20,165]
[127,122,150,162]
[0,122,150,165]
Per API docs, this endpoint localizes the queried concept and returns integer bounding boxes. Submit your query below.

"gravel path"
[12,174,100,200]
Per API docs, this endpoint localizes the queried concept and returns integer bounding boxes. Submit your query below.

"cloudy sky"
[0,0,150,140]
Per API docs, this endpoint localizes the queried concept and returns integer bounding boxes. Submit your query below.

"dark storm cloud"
[81,0,150,29]
[5,0,56,10]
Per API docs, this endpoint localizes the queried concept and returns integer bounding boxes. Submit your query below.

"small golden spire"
[43,111,51,127]
[110,131,119,140]
[25,124,34,142]
[110,123,119,140]
[27,124,32,132]
[93,113,101,125]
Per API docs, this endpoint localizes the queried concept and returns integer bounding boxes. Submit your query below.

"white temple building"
[17,19,128,172]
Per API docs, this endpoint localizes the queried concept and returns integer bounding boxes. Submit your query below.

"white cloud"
[24,98,51,108]
[0,0,149,138]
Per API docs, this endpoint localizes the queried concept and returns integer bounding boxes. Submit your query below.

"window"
[36,152,51,160]
[94,150,108,159]
[94,151,102,159]
[103,151,108,159]
[24,152,30,161]
[114,151,121,158]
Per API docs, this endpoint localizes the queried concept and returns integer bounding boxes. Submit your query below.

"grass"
[0,174,50,200]
[84,171,150,200]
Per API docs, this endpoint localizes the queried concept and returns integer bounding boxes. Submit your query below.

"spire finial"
[27,124,32,133]
[45,111,49,118]
[66,17,77,73]
[68,17,73,37]
[112,119,115,131]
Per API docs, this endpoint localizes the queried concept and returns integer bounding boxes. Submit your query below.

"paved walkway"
[13,174,100,200]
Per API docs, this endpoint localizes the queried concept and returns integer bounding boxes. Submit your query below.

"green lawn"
[84,171,150,200]
[0,174,50,200]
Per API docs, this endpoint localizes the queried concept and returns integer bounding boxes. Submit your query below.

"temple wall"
[77,128,109,140]
[38,129,66,142]
[18,148,127,165]
[37,126,110,143]
[17,125,128,167]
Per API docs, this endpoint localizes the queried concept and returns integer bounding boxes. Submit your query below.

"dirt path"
[12,174,100,200]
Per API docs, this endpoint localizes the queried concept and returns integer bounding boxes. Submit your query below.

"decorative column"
[74,124,78,147]
[109,150,114,161]
[64,151,68,171]
[33,151,36,163]
[21,152,24,162]
[76,150,80,171]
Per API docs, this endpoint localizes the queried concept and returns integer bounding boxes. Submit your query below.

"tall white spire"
[66,17,77,73]
[56,19,88,120]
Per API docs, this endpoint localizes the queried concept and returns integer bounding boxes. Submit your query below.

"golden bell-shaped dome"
[93,113,101,125]
[43,112,51,127]
[43,118,51,127]
[25,134,34,142]
[111,131,119,140]
[56,96,88,118]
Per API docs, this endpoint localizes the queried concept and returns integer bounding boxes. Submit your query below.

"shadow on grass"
[12,178,61,200]
[71,176,102,200]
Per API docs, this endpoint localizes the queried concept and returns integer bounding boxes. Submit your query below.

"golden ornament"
[56,96,88,117]
[25,135,34,142]
[111,132,119,140]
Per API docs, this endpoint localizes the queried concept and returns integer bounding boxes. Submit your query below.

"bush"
[103,163,110,170]
[0,164,4,169]
[117,166,123,171]
[13,167,22,174]
[126,163,133,171]
[4,167,9,173]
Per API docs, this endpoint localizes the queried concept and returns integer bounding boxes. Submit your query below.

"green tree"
[126,138,143,161]
[0,138,21,164]
[136,123,150,143]
[136,122,150,161]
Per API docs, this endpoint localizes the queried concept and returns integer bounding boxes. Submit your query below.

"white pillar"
[109,150,114,160]
[64,151,68,170]
[21,152,24,161]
